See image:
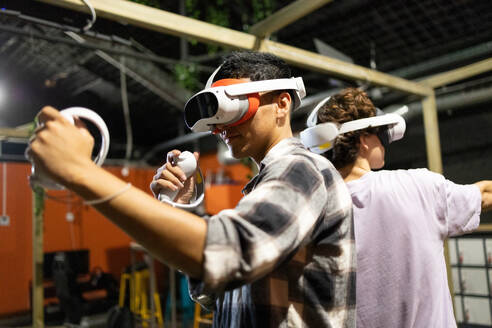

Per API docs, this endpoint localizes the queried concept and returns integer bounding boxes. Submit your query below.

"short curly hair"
[317,88,379,169]
[214,51,292,81]
[214,51,295,110]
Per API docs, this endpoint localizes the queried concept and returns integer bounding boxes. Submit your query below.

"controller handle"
[158,151,197,203]
[28,107,110,190]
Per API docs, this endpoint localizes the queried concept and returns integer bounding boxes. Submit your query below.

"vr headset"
[300,97,406,154]
[184,66,306,133]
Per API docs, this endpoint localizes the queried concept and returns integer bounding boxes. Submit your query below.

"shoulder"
[259,149,345,201]
[257,138,345,196]
[262,151,323,187]
[369,169,449,202]
[264,147,338,183]
[406,168,444,179]
[402,169,447,192]
[375,168,444,184]
[350,169,445,194]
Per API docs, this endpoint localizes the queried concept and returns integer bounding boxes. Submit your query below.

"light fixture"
[0,84,5,106]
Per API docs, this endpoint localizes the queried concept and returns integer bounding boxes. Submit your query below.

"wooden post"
[421,92,443,173]
[421,92,454,309]
[32,189,44,328]
[443,240,455,311]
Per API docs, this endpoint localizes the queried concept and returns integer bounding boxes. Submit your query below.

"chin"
[228,144,249,159]
[230,149,247,159]
[370,159,385,170]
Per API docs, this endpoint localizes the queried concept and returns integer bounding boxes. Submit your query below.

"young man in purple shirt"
[310,87,492,327]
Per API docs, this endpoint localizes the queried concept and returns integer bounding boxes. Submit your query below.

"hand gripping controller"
[158,151,196,202]
[157,151,204,209]
[28,107,110,190]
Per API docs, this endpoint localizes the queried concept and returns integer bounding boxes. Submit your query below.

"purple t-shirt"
[347,169,481,328]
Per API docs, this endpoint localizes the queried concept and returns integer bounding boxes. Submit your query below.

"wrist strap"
[84,183,132,205]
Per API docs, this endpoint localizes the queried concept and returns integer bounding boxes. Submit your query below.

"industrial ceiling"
[0,0,490,171]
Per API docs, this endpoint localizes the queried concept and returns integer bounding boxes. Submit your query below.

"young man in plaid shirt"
[152,52,356,327]
[28,51,355,327]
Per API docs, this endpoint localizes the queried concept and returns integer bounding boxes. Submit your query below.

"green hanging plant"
[251,0,275,24]
[174,62,200,91]
[129,0,276,90]
[186,0,232,55]
[186,0,201,19]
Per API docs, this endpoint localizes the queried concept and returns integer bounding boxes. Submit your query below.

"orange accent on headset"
[211,79,260,128]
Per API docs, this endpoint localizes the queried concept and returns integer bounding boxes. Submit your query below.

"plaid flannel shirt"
[189,138,356,327]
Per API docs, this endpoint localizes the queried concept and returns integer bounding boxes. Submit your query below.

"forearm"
[475,180,492,212]
[68,162,207,278]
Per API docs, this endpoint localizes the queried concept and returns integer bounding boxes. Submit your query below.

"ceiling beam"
[420,57,492,88]
[259,40,431,96]
[38,0,258,49]
[249,0,333,37]
[37,0,432,97]
[390,40,492,79]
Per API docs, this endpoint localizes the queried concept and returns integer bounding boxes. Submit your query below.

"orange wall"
[0,154,250,316]
[0,163,34,315]
[0,163,155,316]
[199,152,252,184]
[199,153,252,215]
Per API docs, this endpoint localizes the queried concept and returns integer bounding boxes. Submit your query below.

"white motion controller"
[28,107,110,190]
[157,151,205,209]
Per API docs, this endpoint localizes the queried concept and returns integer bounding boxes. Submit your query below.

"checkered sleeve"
[187,276,217,311]
[198,155,329,294]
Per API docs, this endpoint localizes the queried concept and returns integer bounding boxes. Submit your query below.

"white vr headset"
[184,66,306,133]
[300,97,406,154]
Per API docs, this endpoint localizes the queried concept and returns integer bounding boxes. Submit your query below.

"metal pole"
[144,254,157,328]
[170,268,177,328]
[32,188,44,328]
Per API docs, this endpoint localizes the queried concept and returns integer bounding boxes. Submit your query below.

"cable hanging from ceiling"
[81,0,96,32]
[120,56,134,175]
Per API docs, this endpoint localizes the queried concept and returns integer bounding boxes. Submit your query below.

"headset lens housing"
[184,92,219,129]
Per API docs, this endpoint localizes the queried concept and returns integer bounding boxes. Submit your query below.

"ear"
[275,91,292,119]
[359,134,370,154]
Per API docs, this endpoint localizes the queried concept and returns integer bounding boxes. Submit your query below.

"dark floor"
[0,311,117,328]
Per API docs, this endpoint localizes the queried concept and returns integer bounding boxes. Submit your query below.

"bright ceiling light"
[0,85,4,106]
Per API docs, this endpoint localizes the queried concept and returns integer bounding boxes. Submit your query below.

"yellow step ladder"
[119,268,164,328]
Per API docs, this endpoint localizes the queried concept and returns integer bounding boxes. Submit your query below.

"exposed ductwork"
[399,86,492,121]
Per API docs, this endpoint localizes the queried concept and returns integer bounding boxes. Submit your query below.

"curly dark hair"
[317,87,379,169]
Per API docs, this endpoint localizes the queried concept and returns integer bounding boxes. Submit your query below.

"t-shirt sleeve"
[442,178,482,237]
[421,169,482,237]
